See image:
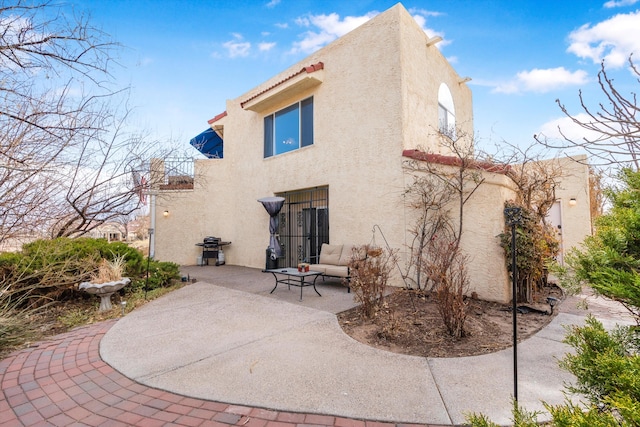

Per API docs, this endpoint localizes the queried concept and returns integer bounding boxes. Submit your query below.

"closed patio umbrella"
[258,197,285,262]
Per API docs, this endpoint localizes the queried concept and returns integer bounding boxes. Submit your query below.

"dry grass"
[0,281,186,359]
[89,256,126,283]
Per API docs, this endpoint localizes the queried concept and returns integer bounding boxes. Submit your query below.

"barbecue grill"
[195,236,231,266]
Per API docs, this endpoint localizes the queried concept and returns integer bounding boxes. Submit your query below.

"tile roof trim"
[240,62,324,109]
[402,149,512,174]
[207,111,227,125]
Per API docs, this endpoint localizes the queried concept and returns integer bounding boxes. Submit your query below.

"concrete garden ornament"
[79,256,130,311]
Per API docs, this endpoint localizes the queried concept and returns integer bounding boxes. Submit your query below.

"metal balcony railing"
[151,157,195,189]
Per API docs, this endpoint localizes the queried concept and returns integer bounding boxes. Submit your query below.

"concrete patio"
[0,264,634,426]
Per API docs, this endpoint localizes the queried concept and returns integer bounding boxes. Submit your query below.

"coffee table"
[264,268,323,301]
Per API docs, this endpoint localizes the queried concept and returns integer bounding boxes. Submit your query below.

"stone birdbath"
[79,278,131,312]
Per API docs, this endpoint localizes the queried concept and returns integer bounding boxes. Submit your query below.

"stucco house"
[150,3,591,303]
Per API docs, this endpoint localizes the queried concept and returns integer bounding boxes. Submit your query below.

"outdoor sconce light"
[163,210,169,218]
[569,198,577,207]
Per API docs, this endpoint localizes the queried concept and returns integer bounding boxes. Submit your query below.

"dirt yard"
[337,283,564,358]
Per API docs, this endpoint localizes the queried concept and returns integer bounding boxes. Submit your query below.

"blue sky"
[74,0,640,155]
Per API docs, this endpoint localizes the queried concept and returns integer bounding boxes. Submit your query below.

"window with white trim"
[437,83,455,135]
[264,97,313,158]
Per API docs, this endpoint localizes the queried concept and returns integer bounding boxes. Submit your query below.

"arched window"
[438,83,455,135]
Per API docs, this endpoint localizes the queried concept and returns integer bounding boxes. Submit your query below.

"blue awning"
[189,128,223,158]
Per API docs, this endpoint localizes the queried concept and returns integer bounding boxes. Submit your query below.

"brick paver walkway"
[0,320,447,427]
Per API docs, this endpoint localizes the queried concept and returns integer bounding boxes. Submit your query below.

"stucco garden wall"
[399,162,517,303]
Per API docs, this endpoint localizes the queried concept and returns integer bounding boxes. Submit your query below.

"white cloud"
[408,7,444,18]
[567,11,640,68]
[259,42,276,52]
[295,16,310,27]
[223,34,251,58]
[603,0,638,8]
[266,0,281,8]
[410,10,448,47]
[290,11,379,54]
[290,10,449,54]
[494,67,589,94]
[537,113,607,143]
[275,22,289,29]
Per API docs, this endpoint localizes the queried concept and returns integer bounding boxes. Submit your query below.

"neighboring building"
[87,222,125,242]
[150,3,591,303]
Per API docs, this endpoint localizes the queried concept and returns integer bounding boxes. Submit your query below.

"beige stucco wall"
[458,171,518,301]
[550,155,592,260]
[152,4,522,303]
[397,9,473,153]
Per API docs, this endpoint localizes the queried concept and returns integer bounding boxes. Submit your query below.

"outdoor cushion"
[324,265,350,277]
[310,264,327,274]
[319,244,342,265]
[338,245,355,266]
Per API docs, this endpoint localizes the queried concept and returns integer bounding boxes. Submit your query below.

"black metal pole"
[145,228,153,300]
[504,206,521,403]
[511,221,518,402]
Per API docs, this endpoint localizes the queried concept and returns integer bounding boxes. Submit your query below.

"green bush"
[558,168,640,319]
[130,259,181,291]
[467,399,541,427]
[558,316,640,422]
[0,238,145,303]
[499,201,559,303]
[20,237,145,277]
[468,317,640,426]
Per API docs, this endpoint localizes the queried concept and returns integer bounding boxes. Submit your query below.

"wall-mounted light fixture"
[163,210,170,217]
[569,198,577,207]
[459,77,472,84]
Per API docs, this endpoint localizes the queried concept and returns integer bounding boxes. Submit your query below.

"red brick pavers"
[1,321,449,427]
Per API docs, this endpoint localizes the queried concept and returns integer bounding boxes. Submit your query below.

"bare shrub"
[424,235,470,339]
[347,245,398,319]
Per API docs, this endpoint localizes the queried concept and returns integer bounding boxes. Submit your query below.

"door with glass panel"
[277,187,329,267]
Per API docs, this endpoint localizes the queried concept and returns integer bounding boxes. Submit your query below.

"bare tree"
[403,130,487,271]
[402,129,485,338]
[403,173,453,290]
[536,55,640,170]
[0,1,163,243]
[492,142,566,222]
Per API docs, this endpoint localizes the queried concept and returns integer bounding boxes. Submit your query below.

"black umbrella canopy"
[257,197,285,257]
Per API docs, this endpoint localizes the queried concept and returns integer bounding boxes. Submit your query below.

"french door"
[277,187,329,267]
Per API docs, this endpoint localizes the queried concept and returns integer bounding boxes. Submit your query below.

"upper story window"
[264,97,313,158]
[437,83,455,136]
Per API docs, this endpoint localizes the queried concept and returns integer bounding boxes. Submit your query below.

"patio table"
[264,268,322,301]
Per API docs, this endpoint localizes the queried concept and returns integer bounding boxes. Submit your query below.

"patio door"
[277,187,329,267]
